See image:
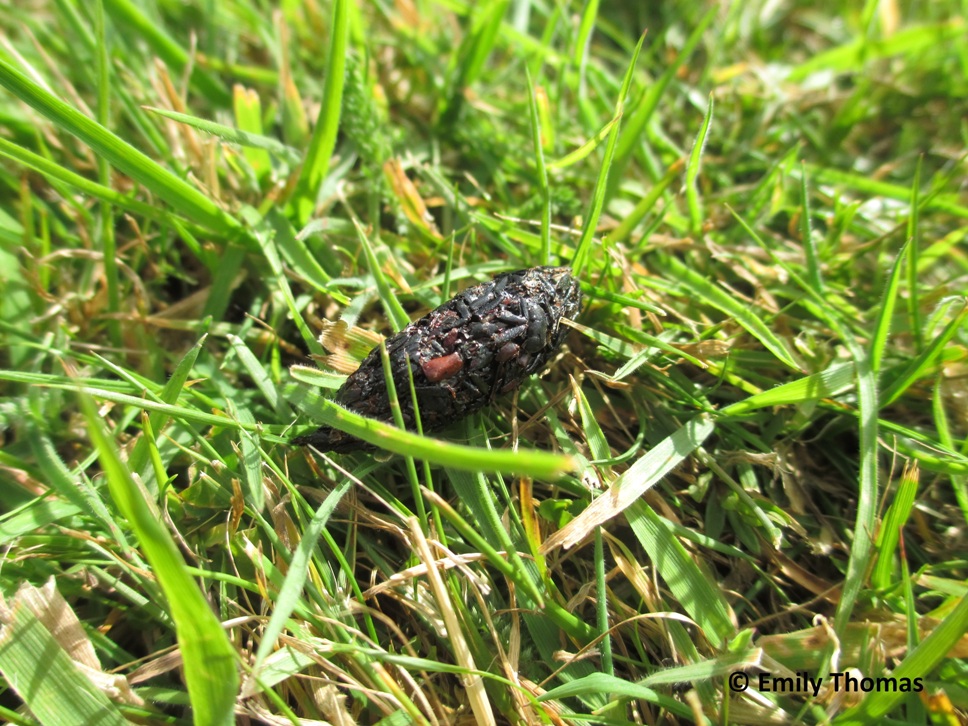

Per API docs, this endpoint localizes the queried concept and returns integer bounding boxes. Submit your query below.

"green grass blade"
[0,583,129,726]
[594,529,613,674]
[934,367,968,525]
[0,136,161,220]
[29,432,119,530]
[546,117,619,171]
[229,401,266,513]
[354,218,411,332]
[288,365,346,390]
[127,334,207,480]
[267,210,335,292]
[0,59,239,233]
[290,387,574,479]
[144,106,301,165]
[685,94,713,236]
[94,0,120,348]
[81,393,238,726]
[787,19,966,82]
[613,6,716,168]
[463,0,510,88]
[626,500,737,649]
[245,208,328,356]
[291,0,349,224]
[202,244,247,320]
[833,590,968,725]
[800,162,824,294]
[232,85,273,179]
[0,497,82,546]
[723,362,856,415]
[573,383,611,461]
[572,32,644,276]
[537,673,692,718]
[605,157,683,243]
[246,479,352,694]
[525,68,551,265]
[378,339,428,528]
[422,487,552,621]
[441,0,510,125]
[35,379,248,437]
[869,239,910,375]
[906,155,923,350]
[227,333,281,412]
[831,336,880,637]
[803,163,968,218]
[871,461,919,591]
[102,0,229,104]
[880,300,968,407]
[659,252,800,371]
[571,0,600,85]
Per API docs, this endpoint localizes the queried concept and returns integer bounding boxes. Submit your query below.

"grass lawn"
[1,1,967,724]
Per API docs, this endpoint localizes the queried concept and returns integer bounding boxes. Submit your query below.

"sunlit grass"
[1,1,966,724]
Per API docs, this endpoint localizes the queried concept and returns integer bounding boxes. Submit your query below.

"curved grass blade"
[0,58,240,233]
[537,673,692,719]
[81,393,238,726]
[546,116,618,171]
[290,388,574,479]
[880,299,967,407]
[144,106,301,165]
[869,239,910,375]
[871,461,919,591]
[624,499,738,649]
[0,137,161,220]
[723,362,856,416]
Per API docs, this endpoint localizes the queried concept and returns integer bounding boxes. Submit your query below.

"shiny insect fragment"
[292,266,582,453]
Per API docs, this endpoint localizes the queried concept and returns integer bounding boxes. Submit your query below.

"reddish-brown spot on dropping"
[496,342,519,363]
[421,352,463,382]
[441,328,460,349]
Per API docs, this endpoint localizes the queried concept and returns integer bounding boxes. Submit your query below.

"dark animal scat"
[292,266,582,453]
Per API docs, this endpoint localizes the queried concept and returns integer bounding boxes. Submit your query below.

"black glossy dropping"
[292,266,582,453]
